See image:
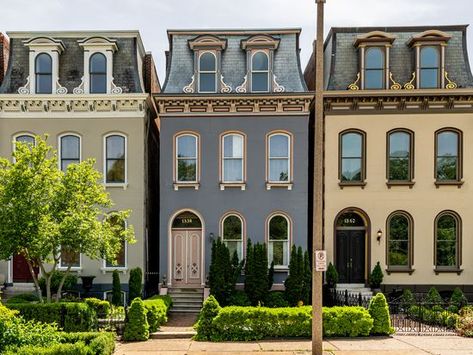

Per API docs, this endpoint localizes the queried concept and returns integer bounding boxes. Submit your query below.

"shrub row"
[84,298,111,319]
[143,295,173,332]
[194,295,391,341]
[408,305,459,329]
[4,332,115,355]
[7,302,97,332]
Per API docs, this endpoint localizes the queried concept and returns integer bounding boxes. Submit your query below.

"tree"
[244,241,270,305]
[123,297,150,341]
[0,136,135,302]
[285,246,304,306]
[112,270,122,306]
[128,267,143,303]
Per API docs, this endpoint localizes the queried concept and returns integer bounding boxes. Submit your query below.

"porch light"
[377,229,383,243]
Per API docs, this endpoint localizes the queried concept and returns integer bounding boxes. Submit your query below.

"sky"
[0,0,472,83]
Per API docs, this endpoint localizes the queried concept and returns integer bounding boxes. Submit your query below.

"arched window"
[420,46,440,89]
[222,133,244,183]
[339,130,365,183]
[199,52,217,93]
[251,51,269,92]
[435,129,461,182]
[176,133,198,183]
[15,134,35,146]
[105,134,126,184]
[90,53,107,94]
[435,211,461,270]
[364,47,385,89]
[267,214,290,267]
[387,212,413,270]
[35,53,52,94]
[59,134,81,171]
[104,214,127,269]
[268,133,291,183]
[221,214,244,260]
[387,130,413,182]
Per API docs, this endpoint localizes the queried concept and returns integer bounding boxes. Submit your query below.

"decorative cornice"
[241,34,280,50]
[188,35,227,50]
[154,93,313,116]
[0,94,148,114]
[17,76,69,95]
[324,89,473,114]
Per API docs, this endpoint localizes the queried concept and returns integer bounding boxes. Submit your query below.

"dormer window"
[74,37,122,94]
[18,37,66,95]
[408,30,452,89]
[354,31,396,90]
[251,51,270,92]
[237,35,284,93]
[198,52,217,93]
[90,52,107,94]
[184,35,229,94]
[35,53,52,94]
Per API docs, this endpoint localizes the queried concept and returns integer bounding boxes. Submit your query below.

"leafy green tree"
[368,293,394,335]
[112,270,122,306]
[302,250,312,305]
[0,136,135,302]
[369,262,384,289]
[128,267,143,303]
[244,240,271,305]
[285,246,308,306]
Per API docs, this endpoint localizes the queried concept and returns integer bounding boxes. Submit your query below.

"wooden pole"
[312,0,325,354]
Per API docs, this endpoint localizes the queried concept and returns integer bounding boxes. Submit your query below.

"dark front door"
[13,255,38,282]
[336,230,366,284]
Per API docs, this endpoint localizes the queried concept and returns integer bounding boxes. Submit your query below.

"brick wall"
[143,53,161,94]
[0,33,10,85]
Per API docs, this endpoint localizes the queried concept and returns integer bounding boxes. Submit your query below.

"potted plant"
[369,262,383,293]
[326,262,339,289]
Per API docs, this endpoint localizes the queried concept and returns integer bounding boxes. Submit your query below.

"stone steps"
[168,288,204,313]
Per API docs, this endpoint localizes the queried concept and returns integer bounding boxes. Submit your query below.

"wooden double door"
[171,229,202,286]
[336,229,366,284]
[13,254,38,282]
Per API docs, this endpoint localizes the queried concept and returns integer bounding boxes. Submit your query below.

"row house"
[0,31,160,302]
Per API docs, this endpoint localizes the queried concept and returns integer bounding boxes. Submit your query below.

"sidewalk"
[114,335,473,354]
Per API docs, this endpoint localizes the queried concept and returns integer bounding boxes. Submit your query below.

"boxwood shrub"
[323,307,373,337]
[143,295,173,332]
[368,293,394,335]
[7,302,97,332]
[5,293,40,304]
[84,298,111,319]
[123,298,149,341]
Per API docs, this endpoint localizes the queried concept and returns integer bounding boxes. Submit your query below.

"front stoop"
[168,287,204,313]
[149,331,196,339]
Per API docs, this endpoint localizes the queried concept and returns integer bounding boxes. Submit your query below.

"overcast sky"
[1,0,472,83]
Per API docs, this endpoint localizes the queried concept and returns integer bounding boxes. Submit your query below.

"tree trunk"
[25,257,43,303]
[39,262,53,303]
[56,266,71,302]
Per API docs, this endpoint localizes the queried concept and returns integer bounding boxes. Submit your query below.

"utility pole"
[312,0,325,355]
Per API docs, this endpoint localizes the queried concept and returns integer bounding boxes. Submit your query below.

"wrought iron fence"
[97,306,127,335]
[324,288,371,308]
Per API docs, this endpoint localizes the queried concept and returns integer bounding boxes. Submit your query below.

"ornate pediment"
[188,35,227,50]
[78,36,118,52]
[408,30,452,47]
[23,37,65,53]
[354,31,396,47]
[241,35,280,50]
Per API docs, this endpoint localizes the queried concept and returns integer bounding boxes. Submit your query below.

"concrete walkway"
[114,335,473,354]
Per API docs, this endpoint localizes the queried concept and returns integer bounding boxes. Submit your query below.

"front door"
[336,230,365,284]
[172,229,202,286]
[13,255,38,283]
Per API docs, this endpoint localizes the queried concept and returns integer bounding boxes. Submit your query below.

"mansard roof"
[304,25,473,91]
[163,28,308,94]
[0,30,149,94]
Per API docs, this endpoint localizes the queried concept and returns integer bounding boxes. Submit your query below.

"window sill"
[220,183,246,191]
[434,180,464,188]
[385,268,415,275]
[273,267,289,272]
[58,267,82,273]
[266,182,293,190]
[434,268,463,275]
[173,182,200,191]
[101,267,128,274]
[339,181,366,189]
[386,181,415,189]
[104,183,128,190]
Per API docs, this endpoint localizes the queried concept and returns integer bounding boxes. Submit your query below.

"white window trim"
[220,214,245,260]
[251,50,270,93]
[175,133,199,185]
[267,213,291,270]
[198,51,218,94]
[103,133,128,188]
[221,133,245,185]
[58,133,82,171]
[101,219,128,272]
[12,133,36,163]
[77,37,119,94]
[267,132,292,188]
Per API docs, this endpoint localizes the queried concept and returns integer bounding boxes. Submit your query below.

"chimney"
[143,52,161,94]
[0,33,10,85]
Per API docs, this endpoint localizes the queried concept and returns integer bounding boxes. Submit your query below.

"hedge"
[143,295,173,332]
[195,300,375,341]
[5,332,115,355]
[7,302,97,332]
[408,305,459,329]
[5,293,40,304]
[84,298,111,319]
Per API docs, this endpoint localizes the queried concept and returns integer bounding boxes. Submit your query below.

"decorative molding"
[354,31,396,47]
[272,75,285,93]
[18,76,31,94]
[111,78,123,94]
[348,73,360,91]
[55,79,68,94]
[389,72,402,90]
[220,75,232,93]
[408,29,452,47]
[155,93,313,116]
[445,71,458,90]
[0,95,148,114]
[188,35,227,50]
[73,77,85,94]
[235,75,248,93]
[324,90,473,114]
[183,75,196,94]
[241,35,280,50]
[404,72,416,90]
